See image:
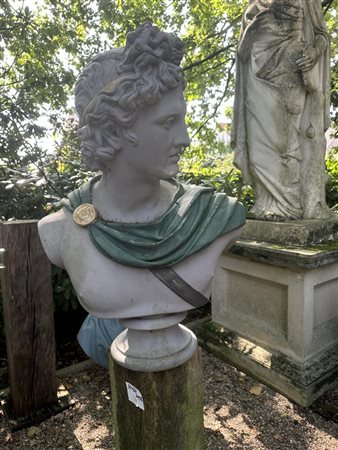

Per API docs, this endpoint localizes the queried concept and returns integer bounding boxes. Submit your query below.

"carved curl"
[75,23,184,170]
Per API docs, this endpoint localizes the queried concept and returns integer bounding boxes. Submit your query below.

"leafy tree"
[0,0,337,219]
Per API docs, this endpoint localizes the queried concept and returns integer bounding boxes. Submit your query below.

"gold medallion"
[73,203,98,226]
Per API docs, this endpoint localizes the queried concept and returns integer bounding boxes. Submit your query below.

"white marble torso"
[39,87,243,321]
[39,207,242,319]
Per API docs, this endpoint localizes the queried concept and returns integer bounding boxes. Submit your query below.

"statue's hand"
[296,47,321,72]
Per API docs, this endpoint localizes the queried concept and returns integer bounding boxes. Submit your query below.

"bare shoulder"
[38,208,67,268]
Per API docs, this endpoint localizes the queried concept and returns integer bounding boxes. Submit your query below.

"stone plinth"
[242,218,338,247]
[201,236,338,406]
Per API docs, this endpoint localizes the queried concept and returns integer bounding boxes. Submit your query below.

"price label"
[125,382,145,411]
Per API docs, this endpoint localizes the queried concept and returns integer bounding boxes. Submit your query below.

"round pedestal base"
[110,314,197,372]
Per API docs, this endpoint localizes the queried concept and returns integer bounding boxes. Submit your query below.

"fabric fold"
[62,176,246,268]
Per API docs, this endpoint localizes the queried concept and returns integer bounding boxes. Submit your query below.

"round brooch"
[73,203,98,227]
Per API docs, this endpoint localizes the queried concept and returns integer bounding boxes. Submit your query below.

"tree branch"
[191,57,236,139]
[200,60,228,76]
[205,14,242,40]
[183,45,234,71]
[322,0,335,13]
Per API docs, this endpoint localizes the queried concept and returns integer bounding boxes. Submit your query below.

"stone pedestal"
[199,221,338,406]
[242,217,338,247]
[110,313,204,449]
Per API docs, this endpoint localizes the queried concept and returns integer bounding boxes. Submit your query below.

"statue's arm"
[38,209,66,269]
[296,34,327,72]
[296,3,329,73]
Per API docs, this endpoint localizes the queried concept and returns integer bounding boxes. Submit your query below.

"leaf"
[35,178,47,186]
[27,426,41,437]
[249,385,263,396]
[16,179,32,186]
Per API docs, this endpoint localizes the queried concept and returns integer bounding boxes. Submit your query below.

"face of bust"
[119,85,190,180]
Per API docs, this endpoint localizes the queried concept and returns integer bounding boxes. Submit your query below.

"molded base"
[242,217,338,247]
[197,321,338,406]
[111,324,198,372]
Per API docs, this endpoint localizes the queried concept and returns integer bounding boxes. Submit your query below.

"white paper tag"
[125,382,145,411]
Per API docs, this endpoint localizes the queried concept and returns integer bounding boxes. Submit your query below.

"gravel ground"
[1,349,337,450]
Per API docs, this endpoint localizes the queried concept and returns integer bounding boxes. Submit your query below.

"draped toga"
[231,0,330,220]
[61,176,246,268]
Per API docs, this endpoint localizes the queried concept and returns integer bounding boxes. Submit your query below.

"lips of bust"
[169,154,180,163]
[169,148,183,162]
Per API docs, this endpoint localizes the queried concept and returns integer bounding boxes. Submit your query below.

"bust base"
[111,313,198,372]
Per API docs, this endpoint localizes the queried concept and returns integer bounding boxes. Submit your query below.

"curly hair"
[75,23,185,170]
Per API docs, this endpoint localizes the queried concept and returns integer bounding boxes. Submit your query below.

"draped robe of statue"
[231,0,330,220]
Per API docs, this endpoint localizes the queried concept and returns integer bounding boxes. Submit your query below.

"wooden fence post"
[110,348,205,450]
[0,220,57,417]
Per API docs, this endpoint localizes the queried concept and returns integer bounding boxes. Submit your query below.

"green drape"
[62,177,246,268]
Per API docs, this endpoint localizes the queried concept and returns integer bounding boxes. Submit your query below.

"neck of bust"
[91,160,163,223]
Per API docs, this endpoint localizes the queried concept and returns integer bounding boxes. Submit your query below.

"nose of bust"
[175,122,190,149]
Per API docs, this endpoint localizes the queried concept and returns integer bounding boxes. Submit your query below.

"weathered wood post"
[0,220,57,417]
[110,316,205,450]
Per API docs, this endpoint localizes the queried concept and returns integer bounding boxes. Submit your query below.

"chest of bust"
[60,214,231,318]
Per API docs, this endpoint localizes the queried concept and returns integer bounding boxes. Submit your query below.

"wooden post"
[0,220,57,417]
[110,348,204,450]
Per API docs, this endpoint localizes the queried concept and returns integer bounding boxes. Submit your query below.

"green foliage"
[0,0,243,219]
[0,124,93,219]
[1,0,337,221]
[0,287,3,338]
[180,148,338,214]
[326,147,338,210]
[179,151,254,210]
[325,2,338,125]
[52,266,79,312]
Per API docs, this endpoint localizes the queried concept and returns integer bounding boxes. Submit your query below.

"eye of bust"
[162,116,175,128]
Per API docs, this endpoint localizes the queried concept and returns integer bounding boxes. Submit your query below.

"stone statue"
[38,23,245,371]
[231,0,331,221]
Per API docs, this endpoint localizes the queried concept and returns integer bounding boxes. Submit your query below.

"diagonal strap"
[150,267,209,308]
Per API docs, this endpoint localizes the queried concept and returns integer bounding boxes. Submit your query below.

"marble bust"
[38,23,245,369]
[231,0,331,221]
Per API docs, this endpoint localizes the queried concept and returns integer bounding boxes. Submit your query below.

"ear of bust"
[124,131,138,146]
[106,133,123,151]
